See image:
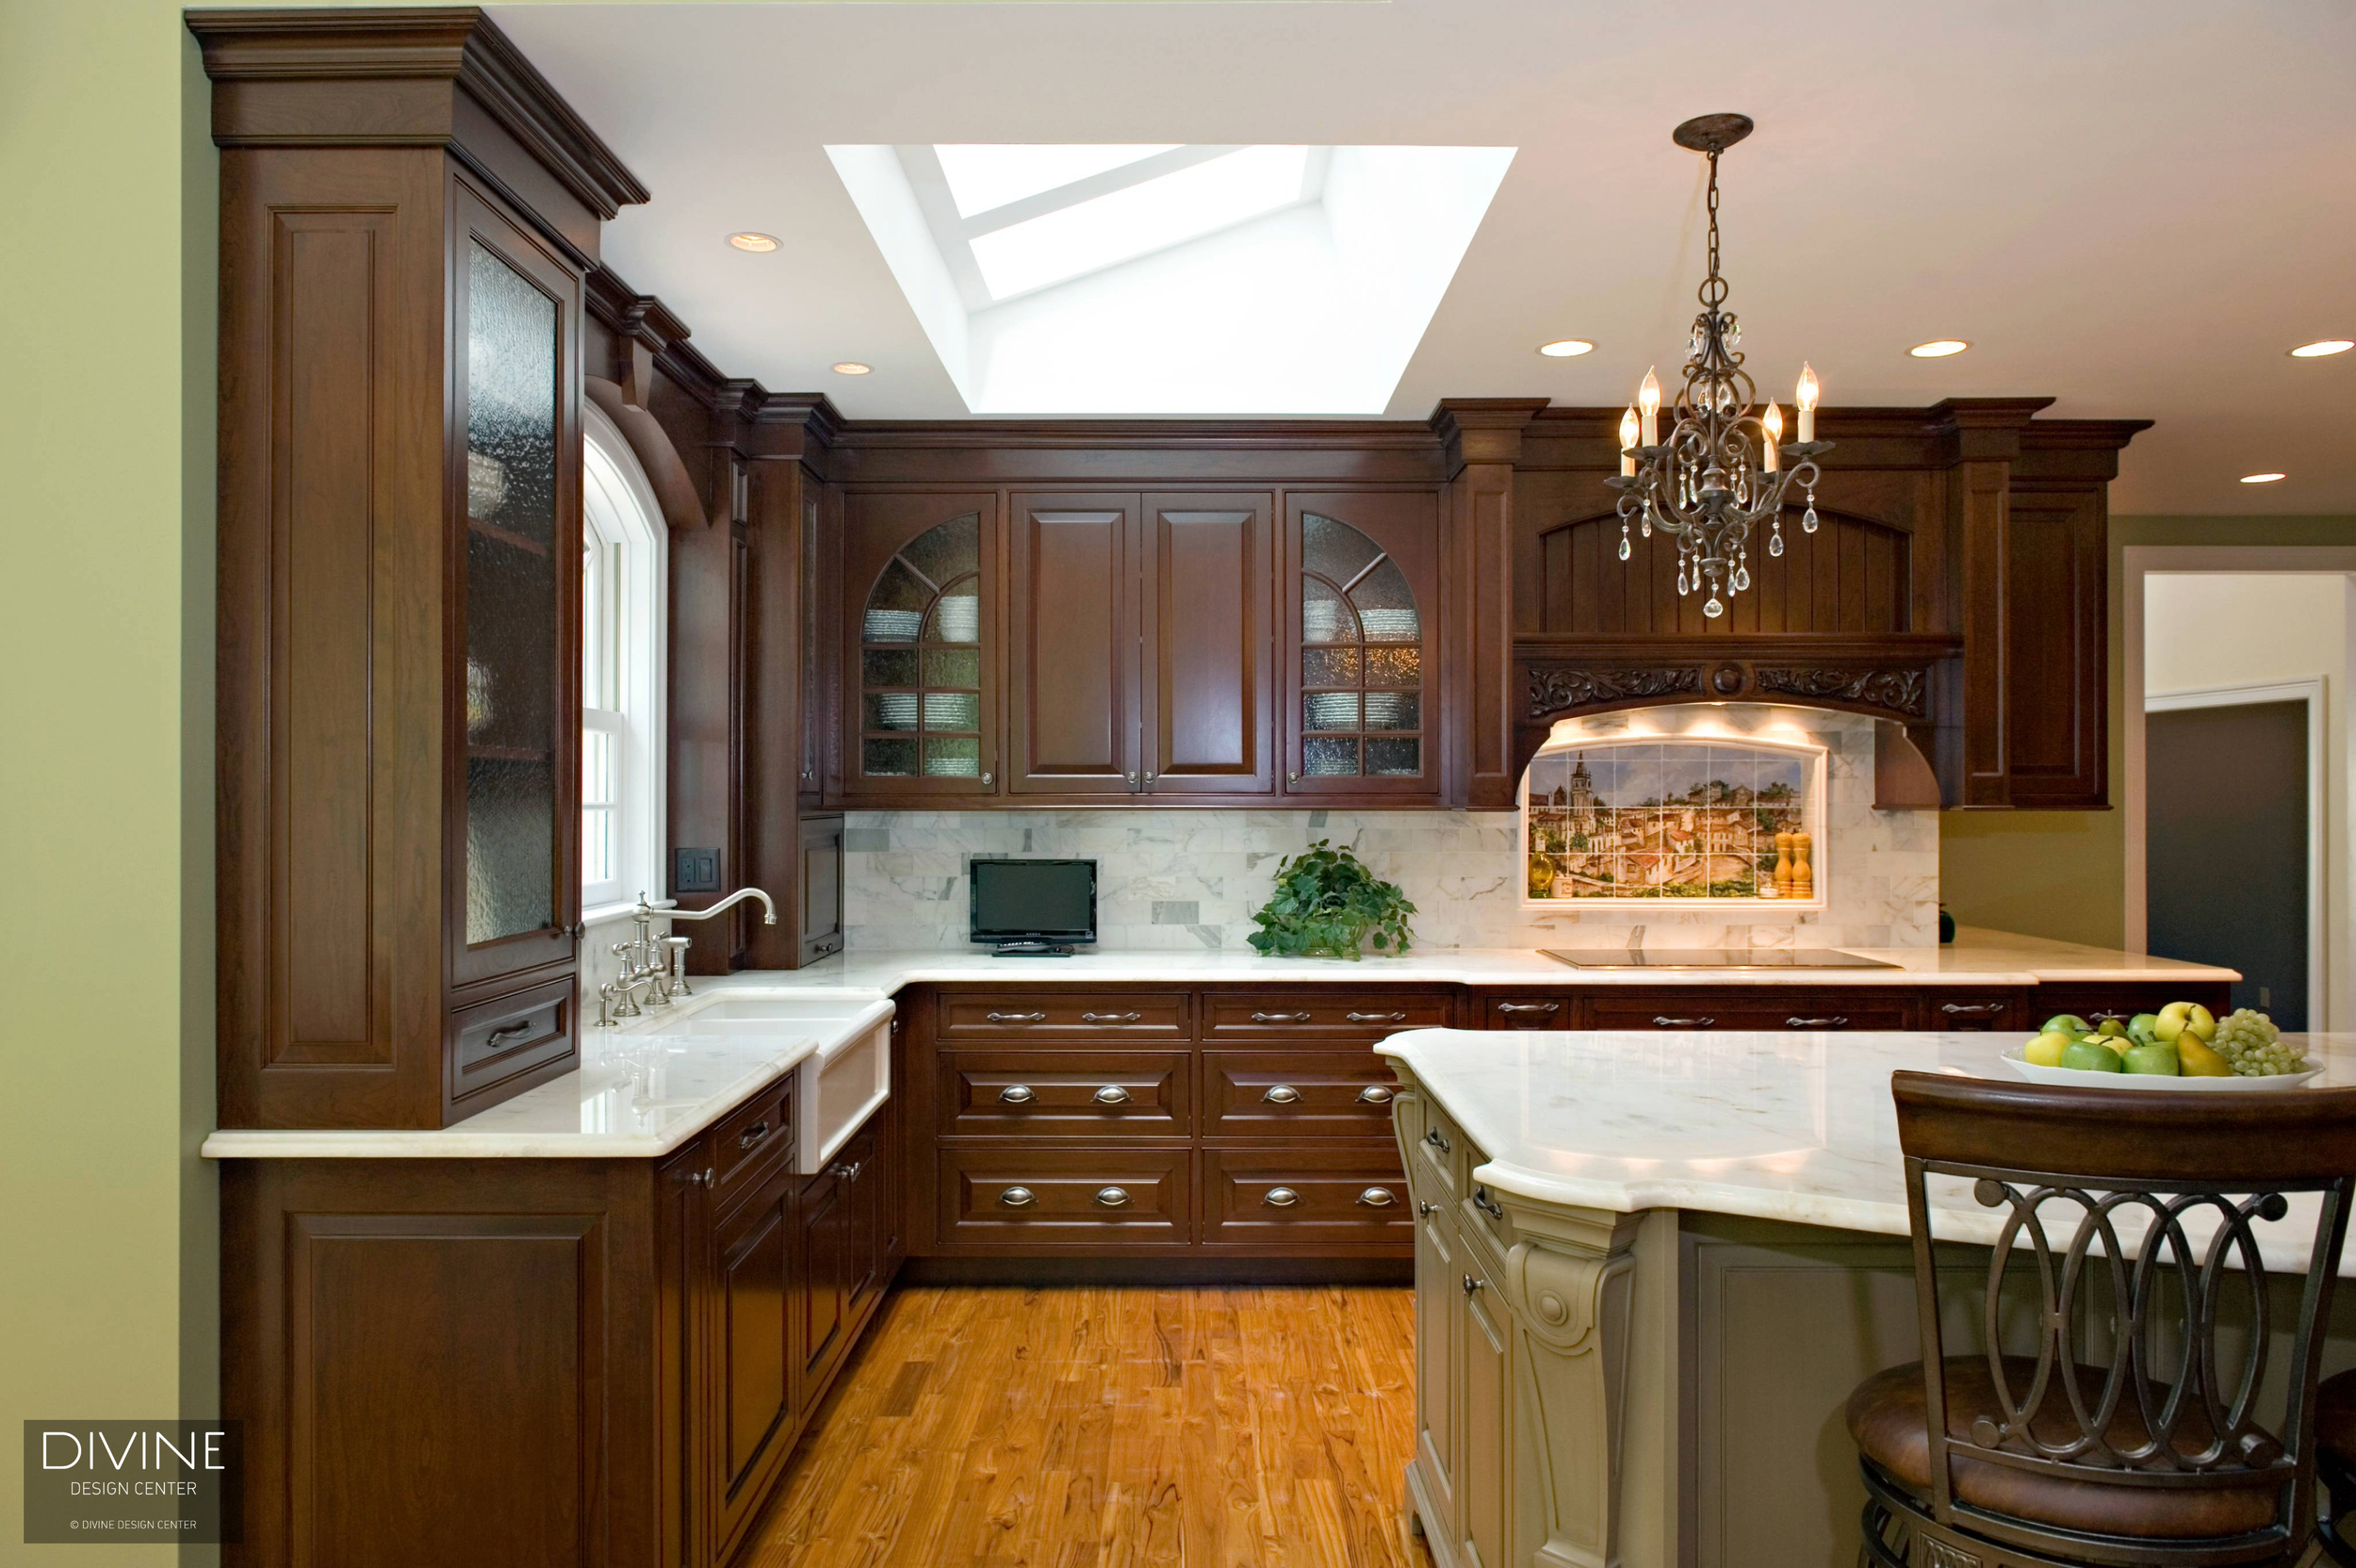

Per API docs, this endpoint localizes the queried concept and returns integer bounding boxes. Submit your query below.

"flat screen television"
[969,858,1097,956]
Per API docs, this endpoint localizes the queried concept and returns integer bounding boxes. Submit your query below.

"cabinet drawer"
[1202,1051,1401,1137]
[938,1147,1190,1246]
[1201,1145,1413,1247]
[937,991,1190,1039]
[1201,991,1451,1042]
[1480,994,1572,1029]
[1413,1098,1467,1200]
[1585,995,1911,1032]
[449,978,576,1109]
[712,1078,794,1201]
[938,1050,1189,1138]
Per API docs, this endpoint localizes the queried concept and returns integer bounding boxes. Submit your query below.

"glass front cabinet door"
[844,493,999,797]
[450,188,581,991]
[1284,492,1441,799]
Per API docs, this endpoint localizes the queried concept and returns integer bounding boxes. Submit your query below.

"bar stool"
[1848,1071,2356,1568]
[2316,1371,2356,1562]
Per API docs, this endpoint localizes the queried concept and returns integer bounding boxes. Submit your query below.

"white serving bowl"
[2000,1047,2322,1092]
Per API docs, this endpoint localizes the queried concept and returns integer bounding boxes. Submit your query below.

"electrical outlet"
[674,847,721,894]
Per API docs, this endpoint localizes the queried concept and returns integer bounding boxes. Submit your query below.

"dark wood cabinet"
[709,1156,796,1558]
[1144,493,1276,794]
[842,492,1000,798]
[2003,482,2108,808]
[1007,493,1141,793]
[1283,491,1443,800]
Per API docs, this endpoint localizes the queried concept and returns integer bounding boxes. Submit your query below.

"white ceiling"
[493,0,2356,514]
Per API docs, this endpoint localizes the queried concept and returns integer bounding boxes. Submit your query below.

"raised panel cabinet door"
[449,183,583,999]
[1414,1191,1463,1531]
[1283,492,1442,799]
[2004,486,2106,808]
[835,1122,883,1317]
[1461,1253,1512,1568]
[797,1164,852,1391]
[1007,492,1141,794]
[711,1161,796,1556]
[1141,493,1274,794]
[843,493,999,797]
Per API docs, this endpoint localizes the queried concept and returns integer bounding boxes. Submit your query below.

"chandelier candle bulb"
[1761,401,1782,471]
[1619,405,1640,476]
[1795,362,1819,443]
[1639,368,1661,446]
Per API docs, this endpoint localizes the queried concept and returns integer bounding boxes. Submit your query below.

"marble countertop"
[702,924,2236,989]
[1380,1027,2356,1277]
[200,988,894,1160]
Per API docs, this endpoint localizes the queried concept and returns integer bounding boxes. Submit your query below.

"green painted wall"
[1939,514,2356,949]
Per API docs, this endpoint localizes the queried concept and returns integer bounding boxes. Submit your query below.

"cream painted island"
[1377,1027,2356,1568]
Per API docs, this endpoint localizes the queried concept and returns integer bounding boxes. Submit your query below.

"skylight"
[967,145,1312,300]
[934,143,1178,218]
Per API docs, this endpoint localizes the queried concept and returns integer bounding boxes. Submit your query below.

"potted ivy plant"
[1245,839,1417,959]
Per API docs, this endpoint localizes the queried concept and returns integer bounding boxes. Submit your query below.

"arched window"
[580,403,667,912]
[859,514,983,778]
[1299,512,1423,777]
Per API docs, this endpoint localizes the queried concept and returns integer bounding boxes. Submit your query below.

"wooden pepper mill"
[1790,831,1813,898]
[1772,831,1795,896]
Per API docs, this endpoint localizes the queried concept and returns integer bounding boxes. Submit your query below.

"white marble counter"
[201,989,893,1160]
[1380,1027,2356,1276]
[730,924,2234,990]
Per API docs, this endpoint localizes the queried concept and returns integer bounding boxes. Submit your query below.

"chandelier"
[1606,113,1829,618]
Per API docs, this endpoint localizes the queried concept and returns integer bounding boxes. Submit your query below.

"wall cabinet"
[843,493,999,797]
[1284,493,1442,800]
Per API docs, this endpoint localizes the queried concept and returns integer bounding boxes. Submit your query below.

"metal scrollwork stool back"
[1849,1071,2356,1568]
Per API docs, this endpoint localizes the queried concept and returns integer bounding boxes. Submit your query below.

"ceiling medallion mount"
[1608,113,1829,619]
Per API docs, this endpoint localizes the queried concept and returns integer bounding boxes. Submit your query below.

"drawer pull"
[736,1119,771,1151]
[1263,1186,1301,1208]
[1357,1084,1395,1105]
[1092,1084,1133,1105]
[1424,1127,1452,1154]
[1347,1010,1408,1024]
[1496,1001,1561,1017]
[484,1020,534,1047]
[1651,1015,1716,1028]
[1080,1011,1142,1024]
[999,1186,1037,1208]
[986,1011,1048,1024]
[1939,1001,2004,1018]
[1784,1016,1849,1030]
[1251,1011,1314,1023]
[1261,1085,1302,1104]
[1473,1186,1507,1222]
[1094,1185,1132,1208]
[1356,1186,1397,1208]
[998,1085,1037,1105]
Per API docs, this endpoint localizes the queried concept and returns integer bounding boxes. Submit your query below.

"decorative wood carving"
[1754,665,1930,720]
[1526,665,1699,716]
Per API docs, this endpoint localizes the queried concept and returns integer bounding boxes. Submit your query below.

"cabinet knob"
[1262,1187,1301,1208]
[1418,1200,1439,1217]
[986,1011,1048,1024]
[1287,770,1301,783]
[999,1186,1037,1208]
[998,1084,1037,1105]
[981,771,993,786]
[1462,1274,1483,1297]
[828,1160,862,1182]
[1357,1084,1395,1105]
[1143,772,1156,788]
[1092,1084,1133,1105]
[1355,1186,1397,1208]
[1093,1186,1132,1208]
[1260,1085,1301,1105]
[1346,1011,1408,1024]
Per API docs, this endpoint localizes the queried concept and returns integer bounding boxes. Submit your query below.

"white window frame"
[581,402,668,921]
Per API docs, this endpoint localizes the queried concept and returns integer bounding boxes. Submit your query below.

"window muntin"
[1299,513,1421,779]
[579,405,666,912]
[1521,739,1823,904]
[859,514,984,778]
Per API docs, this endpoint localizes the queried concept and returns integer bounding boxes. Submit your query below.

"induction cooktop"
[1540,947,1901,971]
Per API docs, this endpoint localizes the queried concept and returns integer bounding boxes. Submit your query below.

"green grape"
[2212,1008,2304,1077]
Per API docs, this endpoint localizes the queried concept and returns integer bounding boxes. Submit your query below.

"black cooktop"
[1540,947,1900,971]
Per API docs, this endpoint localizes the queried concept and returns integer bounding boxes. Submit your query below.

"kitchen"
[14,4,2356,1566]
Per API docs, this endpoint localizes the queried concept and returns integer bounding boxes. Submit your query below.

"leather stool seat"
[1848,1357,2276,1542]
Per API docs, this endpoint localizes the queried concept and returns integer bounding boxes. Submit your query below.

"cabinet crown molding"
[189,6,648,219]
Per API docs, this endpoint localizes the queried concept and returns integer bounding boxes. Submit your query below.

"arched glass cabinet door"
[847,498,996,792]
[1285,494,1439,797]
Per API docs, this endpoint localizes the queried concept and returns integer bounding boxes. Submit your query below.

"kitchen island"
[1377,1027,2356,1568]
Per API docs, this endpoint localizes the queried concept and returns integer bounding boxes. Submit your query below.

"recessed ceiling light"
[2240,472,2287,484]
[1908,339,1970,358]
[2290,338,2354,358]
[727,232,778,253]
[1537,339,1594,358]
[831,362,873,376]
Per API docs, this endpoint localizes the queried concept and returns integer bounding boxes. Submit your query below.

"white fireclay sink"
[639,990,893,1173]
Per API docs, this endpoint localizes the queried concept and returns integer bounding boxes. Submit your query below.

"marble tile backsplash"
[844,714,1938,952]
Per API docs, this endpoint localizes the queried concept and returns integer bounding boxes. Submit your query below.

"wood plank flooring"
[739,1284,1424,1568]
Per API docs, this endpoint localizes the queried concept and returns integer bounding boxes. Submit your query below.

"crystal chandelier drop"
[1606,113,1831,619]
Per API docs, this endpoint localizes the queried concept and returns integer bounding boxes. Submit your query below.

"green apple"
[2022,1032,2070,1068]
[2061,1038,2125,1072]
[2127,1013,2161,1044]
[2080,1033,2124,1057]
[2096,1018,2128,1038]
[2123,1042,2180,1075]
[2042,1014,2091,1037]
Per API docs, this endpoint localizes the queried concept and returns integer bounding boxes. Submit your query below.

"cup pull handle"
[998,1085,1037,1104]
[1092,1085,1133,1105]
[1261,1085,1301,1104]
[1093,1186,1131,1208]
[999,1186,1036,1208]
[1263,1187,1301,1208]
[1356,1186,1397,1208]
[1357,1084,1395,1105]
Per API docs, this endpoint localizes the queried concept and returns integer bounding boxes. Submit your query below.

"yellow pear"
[2177,1036,2233,1078]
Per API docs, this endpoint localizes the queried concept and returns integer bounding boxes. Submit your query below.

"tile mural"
[1523,741,1820,904]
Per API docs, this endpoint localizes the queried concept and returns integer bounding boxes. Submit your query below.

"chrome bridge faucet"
[595,887,779,1028]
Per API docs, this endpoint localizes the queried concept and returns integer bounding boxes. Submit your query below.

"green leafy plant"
[1245,840,1416,959]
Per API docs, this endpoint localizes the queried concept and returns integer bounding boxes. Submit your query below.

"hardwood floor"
[739,1284,1424,1568]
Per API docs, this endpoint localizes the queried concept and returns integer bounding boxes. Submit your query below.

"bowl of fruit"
[2000,1004,2320,1091]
